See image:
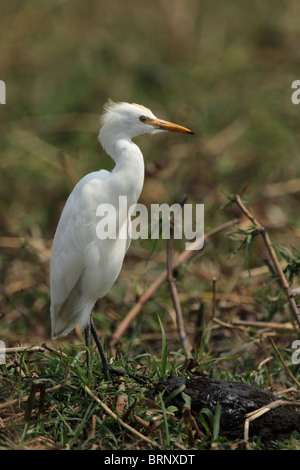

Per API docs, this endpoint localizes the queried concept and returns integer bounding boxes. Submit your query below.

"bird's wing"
[50,170,110,328]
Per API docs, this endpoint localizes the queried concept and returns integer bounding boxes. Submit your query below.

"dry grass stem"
[233,194,300,328]
[268,337,300,388]
[84,385,158,448]
[166,224,192,357]
[231,320,296,331]
[244,399,300,441]
[1,345,46,355]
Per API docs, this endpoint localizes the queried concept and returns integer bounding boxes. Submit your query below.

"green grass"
[0,342,185,450]
[1,303,300,451]
[1,0,300,451]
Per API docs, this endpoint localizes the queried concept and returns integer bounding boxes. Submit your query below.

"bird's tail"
[50,291,93,338]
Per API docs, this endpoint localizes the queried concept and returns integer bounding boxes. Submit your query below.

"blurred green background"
[1,0,300,350]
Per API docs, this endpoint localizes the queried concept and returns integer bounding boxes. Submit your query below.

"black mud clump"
[147,376,300,443]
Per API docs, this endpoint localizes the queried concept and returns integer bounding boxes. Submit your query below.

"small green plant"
[198,403,222,440]
[227,225,260,268]
[279,246,300,283]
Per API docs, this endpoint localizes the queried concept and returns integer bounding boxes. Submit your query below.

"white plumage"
[50,100,193,376]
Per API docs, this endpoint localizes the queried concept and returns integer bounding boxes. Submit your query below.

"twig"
[244,399,300,441]
[182,403,204,445]
[212,277,217,318]
[110,218,240,347]
[41,342,69,358]
[24,382,46,421]
[84,385,158,448]
[166,219,192,357]
[213,317,242,330]
[182,404,195,446]
[2,345,46,354]
[233,194,300,328]
[268,337,300,388]
[231,319,296,331]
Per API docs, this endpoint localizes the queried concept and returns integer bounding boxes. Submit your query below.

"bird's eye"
[139,115,147,123]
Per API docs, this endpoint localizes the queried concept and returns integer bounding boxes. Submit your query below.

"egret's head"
[100,100,194,139]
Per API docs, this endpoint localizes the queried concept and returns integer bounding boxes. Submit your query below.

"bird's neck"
[98,127,145,203]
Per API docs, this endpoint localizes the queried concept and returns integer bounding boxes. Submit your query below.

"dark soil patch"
[148,376,300,443]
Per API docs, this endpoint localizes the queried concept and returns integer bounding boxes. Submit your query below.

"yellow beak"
[150,118,194,134]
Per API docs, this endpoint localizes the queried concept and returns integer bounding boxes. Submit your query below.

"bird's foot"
[103,365,149,385]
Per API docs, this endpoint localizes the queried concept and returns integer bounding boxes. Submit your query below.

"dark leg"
[90,317,148,384]
[90,316,110,380]
[84,322,91,370]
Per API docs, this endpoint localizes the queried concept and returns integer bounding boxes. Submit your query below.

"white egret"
[50,100,194,379]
